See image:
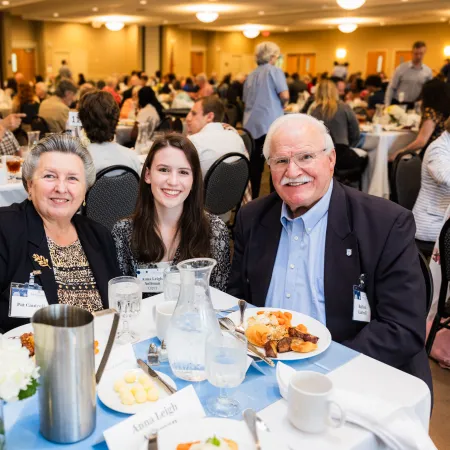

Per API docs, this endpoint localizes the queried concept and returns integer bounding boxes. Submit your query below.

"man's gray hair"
[55,79,78,98]
[22,133,96,192]
[196,73,207,83]
[255,42,281,65]
[35,81,48,93]
[262,114,334,160]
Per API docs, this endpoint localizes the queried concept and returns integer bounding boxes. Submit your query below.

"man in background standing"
[58,60,72,79]
[385,41,432,108]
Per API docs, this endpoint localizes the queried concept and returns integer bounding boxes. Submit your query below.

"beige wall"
[162,26,192,77]
[42,22,141,81]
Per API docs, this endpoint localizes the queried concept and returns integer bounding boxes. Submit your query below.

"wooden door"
[299,54,316,76]
[12,48,36,82]
[286,54,300,75]
[395,50,411,68]
[366,51,386,76]
[190,52,204,76]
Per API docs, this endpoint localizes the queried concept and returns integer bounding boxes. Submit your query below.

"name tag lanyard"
[352,273,371,323]
[8,271,47,318]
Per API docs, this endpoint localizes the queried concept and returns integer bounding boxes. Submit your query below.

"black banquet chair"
[426,217,450,355]
[224,104,239,128]
[236,127,255,157]
[81,165,140,232]
[204,152,250,223]
[30,116,50,139]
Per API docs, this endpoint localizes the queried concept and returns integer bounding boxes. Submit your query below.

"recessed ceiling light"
[196,11,219,23]
[53,12,59,18]
[338,23,358,33]
[336,0,365,10]
[401,0,408,2]
[380,22,385,26]
[284,27,289,32]
[441,18,446,22]
[163,20,168,24]
[92,7,98,12]
[140,0,147,4]
[1,1,10,5]
[258,11,264,15]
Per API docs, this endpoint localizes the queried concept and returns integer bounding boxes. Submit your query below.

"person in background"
[11,83,40,126]
[4,78,17,98]
[187,96,247,177]
[413,119,450,245]
[0,113,25,156]
[195,73,214,98]
[58,60,72,79]
[136,87,164,127]
[111,133,231,295]
[365,74,385,120]
[171,81,194,110]
[288,73,308,104]
[78,90,141,175]
[35,82,48,102]
[121,74,141,106]
[440,59,450,84]
[243,41,289,198]
[102,77,121,105]
[38,79,78,133]
[331,61,349,80]
[389,79,450,161]
[96,80,106,90]
[209,72,219,87]
[14,73,25,85]
[77,74,86,87]
[228,113,432,394]
[385,41,432,108]
[0,134,121,332]
[183,77,196,94]
[120,85,141,120]
[217,74,232,99]
[118,75,129,93]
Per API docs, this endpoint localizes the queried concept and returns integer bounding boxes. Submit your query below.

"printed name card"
[68,111,82,127]
[103,385,205,450]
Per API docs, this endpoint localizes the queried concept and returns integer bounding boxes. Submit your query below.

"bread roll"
[245,324,271,347]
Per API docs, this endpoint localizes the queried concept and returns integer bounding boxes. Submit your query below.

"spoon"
[243,409,261,450]
[238,299,247,330]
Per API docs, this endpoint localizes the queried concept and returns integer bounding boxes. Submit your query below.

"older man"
[228,113,432,392]
[187,96,247,177]
[195,73,214,98]
[38,79,78,133]
[35,82,48,102]
[385,41,432,108]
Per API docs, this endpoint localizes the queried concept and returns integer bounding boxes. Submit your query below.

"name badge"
[352,285,371,323]
[137,268,164,294]
[9,282,48,318]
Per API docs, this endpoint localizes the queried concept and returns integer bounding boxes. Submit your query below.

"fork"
[146,432,158,450]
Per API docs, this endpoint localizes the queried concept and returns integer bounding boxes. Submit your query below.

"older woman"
[243,42,289,198]
[78,90,141,174]
[413,122,450,244]
[120,85,141,120]
[0,134,121,332]
[112,133,231,297]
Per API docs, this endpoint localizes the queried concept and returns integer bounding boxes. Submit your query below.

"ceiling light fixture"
[258,11,265,15]
[243,26,260,39]
[92,21,102,28]
[2,1,10,5]
[336,48,347,58]
[196,11,219,23]
[105,21,124,31]
[53,12,59,18]
[338,22,358,33]
[336,0,365,10]
[140,0,147,4]
[92,7,98,12]
[444,46,450,57]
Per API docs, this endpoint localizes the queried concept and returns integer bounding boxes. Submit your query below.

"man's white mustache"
[281,176,314,186]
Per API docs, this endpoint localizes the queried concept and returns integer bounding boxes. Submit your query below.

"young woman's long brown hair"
[131,132,211,263]
[314,80,339,121]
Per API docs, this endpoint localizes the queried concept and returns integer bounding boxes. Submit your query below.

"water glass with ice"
[108,276,142,344]
[205,330,248,417]
[163,265,181,302]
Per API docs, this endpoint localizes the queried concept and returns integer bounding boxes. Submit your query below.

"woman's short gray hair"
[22,133,96,192]
[262,114,334,160]
[255,42,281,65]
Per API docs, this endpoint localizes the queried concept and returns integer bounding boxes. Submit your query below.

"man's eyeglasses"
[267,149,327,172]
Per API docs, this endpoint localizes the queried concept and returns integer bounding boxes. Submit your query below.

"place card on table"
[103,385,206,450]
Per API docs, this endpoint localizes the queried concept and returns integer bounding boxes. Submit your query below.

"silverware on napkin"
[243,409,262,450]
[137,359,177,395]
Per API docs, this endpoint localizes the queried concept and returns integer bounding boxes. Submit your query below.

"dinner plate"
[157,417,289,450]
[226,307,331,361]
[97,365,176,415]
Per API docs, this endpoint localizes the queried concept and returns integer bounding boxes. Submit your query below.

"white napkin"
[276,362,437,450]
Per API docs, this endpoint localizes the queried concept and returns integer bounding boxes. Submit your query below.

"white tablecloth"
[0,181,27,207]
[362,131,417,198]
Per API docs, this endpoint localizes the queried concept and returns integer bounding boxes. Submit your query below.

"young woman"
[112,133,231,295]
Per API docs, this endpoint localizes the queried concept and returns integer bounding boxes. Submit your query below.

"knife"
[137,359,177,395]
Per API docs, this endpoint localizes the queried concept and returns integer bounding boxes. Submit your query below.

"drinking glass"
[108,276,142,344]
[205,330,248,417]
[6,155,21,180]
[163,266,181,302]
[27,131,40,152]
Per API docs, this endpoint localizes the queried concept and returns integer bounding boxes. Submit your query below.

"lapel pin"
[346,249,352,257]
[33,254,52,270]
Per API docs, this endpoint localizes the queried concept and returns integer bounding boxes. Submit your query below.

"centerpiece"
[0,335,40,450]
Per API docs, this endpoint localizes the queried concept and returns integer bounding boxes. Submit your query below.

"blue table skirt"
[5,339,358,449]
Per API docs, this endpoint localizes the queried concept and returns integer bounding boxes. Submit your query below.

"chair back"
[156,117,172,132]
[31,116,50,139]
[236,127,255,157]
[172,118,183,133]
[391,150,422,210]
[81,165,139,231]
[224,104,239,127]
[13,127,28,146]
[21,103,40,125]
[438,217,450,318]
[418,251,433,313]
[204,152,250,216]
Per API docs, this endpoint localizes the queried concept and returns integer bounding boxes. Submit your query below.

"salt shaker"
[159,340,168,363]
[147,343,160,366]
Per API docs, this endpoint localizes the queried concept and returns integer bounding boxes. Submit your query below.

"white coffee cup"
[288,371,345,434]
[398,91,405,103]
[152,301,176,341]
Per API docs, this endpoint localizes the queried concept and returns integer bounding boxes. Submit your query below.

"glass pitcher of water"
[373,104,384,124]
[135,123,149,154]
[166,258,221,382]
